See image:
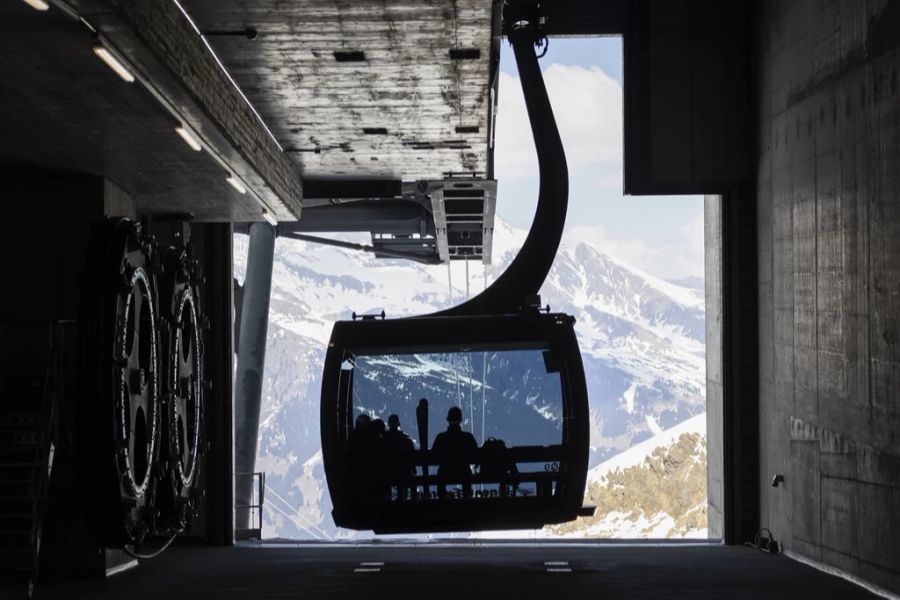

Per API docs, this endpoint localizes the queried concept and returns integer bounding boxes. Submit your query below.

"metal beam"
[280,201,431,236]
[282,232,440,265]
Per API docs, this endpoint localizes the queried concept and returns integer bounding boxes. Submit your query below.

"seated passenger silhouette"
[479,437,519,497]
[348,414,384,503]
[348,414,374,463]
[431,406,478,499]
[383,414,415,501]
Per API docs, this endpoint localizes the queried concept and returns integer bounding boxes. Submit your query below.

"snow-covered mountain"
[233,218,706,540]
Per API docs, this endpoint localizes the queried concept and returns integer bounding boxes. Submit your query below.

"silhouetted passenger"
[479,437,519,497]
[349,414,372,455]
[383,414,416,501]
[348,413,385,504]
[432,406,478,499]
[368,418,389,497]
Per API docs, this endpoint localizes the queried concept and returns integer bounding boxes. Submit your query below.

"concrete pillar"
[233,222,276,530]
[705,194,724,539]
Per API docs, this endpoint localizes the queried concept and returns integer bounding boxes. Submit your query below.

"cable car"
[321,310,590,533]
[321,2,593,533]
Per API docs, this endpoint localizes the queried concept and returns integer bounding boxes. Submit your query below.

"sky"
[493,37,704,282]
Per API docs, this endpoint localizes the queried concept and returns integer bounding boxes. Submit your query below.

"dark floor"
[9,543,881,600]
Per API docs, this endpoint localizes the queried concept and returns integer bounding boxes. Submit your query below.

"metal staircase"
[0,324,65,598]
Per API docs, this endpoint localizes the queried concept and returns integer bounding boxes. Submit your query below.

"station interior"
[0,0,898,598]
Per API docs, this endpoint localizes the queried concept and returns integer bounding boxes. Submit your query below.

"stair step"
[0,499,32,514]
[0,484,31,498]
[0,516,33,533]
[0,468,38,484]
[0,413,41,427]
[0,569,32,585]
[0,477,33,486]
[0,446,42,461]
[0,548,33,562]
[0,532,32,548]
[0,461,41,475]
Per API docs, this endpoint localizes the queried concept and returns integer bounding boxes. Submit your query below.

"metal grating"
[428,178,496,264]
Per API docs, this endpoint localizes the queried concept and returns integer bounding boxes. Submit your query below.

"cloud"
[495,64,623,180]
[491,61,702,282]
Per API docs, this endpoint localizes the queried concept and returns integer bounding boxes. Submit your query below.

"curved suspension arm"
[436,21,568,316]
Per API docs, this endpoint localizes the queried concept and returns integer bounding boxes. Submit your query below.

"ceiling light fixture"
[225,173,247,194]
[22,0,50,11]
[261,209,278,226]
[93,43,135,82]
[175,125,203,151]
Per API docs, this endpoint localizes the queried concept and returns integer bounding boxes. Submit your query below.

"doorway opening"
[233,36,715,542]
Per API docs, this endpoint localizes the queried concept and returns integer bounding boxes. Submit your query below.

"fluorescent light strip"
[93,44,135,83]
[22,0,50,10]
[261,208,277,226]
[225,174,247,195]
[84,10,287,222]
[175,125,202,151]
[171,0,284,152]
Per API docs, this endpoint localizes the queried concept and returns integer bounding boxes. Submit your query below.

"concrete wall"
[625,0,751,195]
[755,0,900,592]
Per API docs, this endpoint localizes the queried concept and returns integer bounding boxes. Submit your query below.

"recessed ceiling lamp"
[175,125,202,151]
[261,209,277,226]
[93,43,135,82]
[225,173,247,194]
[22,0,50,10]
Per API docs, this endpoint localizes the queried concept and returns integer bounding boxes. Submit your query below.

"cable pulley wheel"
[156,242,205,532]
[79,217,161,547]
[171,285,201,490]
[115,265,159,499]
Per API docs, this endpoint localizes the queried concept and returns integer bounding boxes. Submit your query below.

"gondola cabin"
[320,311,590,534]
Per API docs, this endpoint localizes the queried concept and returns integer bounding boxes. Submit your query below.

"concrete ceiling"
[0,1,299,222]
[180,0,500,181]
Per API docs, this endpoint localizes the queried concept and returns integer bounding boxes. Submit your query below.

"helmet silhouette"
[446,406,463,424]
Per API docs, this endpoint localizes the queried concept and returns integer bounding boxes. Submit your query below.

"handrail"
[29,320,71,599]
[234,471,266,534]
[344,444,571,465]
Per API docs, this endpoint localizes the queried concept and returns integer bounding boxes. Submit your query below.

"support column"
[705,194,725,540]
[233,222,276,531]
[193,222,235,545]
[721,186,759,544]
